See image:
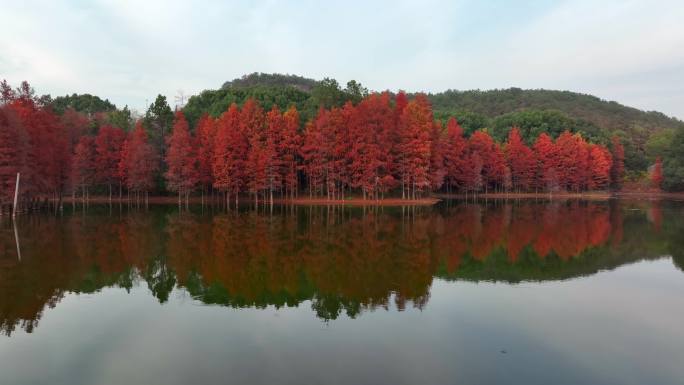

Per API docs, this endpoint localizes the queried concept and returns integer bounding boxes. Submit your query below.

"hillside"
[429,88,682,133]
[221,73,318,92]
[184,73,682,176]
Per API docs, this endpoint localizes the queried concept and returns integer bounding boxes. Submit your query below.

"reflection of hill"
[0,200,681,335]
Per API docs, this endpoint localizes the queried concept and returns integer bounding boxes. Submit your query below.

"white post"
[12,172,20,218]
[13,220,21,261]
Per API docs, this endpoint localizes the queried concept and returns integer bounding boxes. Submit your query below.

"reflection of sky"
[1,0,683,119]
[2,258,683,385]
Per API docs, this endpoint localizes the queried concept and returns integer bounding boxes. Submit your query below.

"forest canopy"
[1,73,683,207]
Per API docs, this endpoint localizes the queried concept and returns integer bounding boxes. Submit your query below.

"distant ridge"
[222,72,318,92]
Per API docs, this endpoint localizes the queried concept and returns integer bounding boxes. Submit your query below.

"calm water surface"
[1,200,684,385]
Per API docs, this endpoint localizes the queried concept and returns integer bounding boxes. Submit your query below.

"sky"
[1,0,683,119]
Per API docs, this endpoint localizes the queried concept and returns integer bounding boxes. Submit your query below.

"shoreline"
[58,196,441,206]
[434,192,612,200]
[38,191,684,208]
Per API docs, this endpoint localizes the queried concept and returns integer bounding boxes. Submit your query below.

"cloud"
[0,0,682,119]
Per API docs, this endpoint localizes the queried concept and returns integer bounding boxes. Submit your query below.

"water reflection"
[1,200,682,335]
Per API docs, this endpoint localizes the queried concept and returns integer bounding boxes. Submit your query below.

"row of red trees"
[0,81,158,208]
[163,92,624,203]
[0,81,626,208]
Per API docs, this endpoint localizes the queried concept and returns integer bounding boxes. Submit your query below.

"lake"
[1,199,683,385]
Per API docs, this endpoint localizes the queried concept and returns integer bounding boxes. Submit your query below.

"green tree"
[663,128,684,191]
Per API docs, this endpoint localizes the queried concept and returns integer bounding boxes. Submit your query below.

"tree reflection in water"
[1,199,682,335]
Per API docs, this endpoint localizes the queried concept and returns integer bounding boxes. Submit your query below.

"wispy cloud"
[0,0,682,118]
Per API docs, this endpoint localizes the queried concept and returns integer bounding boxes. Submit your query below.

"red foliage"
[95,125,126,192]
[533,133,559,191]
[265,105,284,198]
[71,136,97,193]
[397,94,433,198]
[300,111,326,196]
[120,121,157,192]
[280,107,302,198]
[0,106,29,204]
[468,130,504,192]
[429,120,446,191]
[588,144,612,190]
[213,103,247,197]
[504,127,535,191]
[242,99,268,199]
[165,111,199,195]
[443,118,467,191]
[195,114,216,191]
[0,82,632,201]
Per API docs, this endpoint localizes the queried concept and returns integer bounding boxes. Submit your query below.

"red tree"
[468,130,504,193]
[301,117,326,197]
[213,103,247,204]
[95,124,126,199]
[443,117,467,193]
[0,106,29,206]
[120,121,157,198]
[504,127,535,191]
[265,105,284,203]
[349,94,396,199]
[195,114,216,198]
[241,99,267,203]
[71,136,97,200]
[555,131,589,191]
[533,133,559,192]
[397,94,433,198]
[429,120,446,191]
[588,144,612,190]
[165,111,199,205]
[280,106,301,198]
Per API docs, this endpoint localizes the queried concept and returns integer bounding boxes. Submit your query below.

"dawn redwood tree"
[195,114,216,200]
[610,136,625,190]
[588,144,612,190]
[504,127,535,191]
[165,111,199,206]
[556,131,590,191]
[468,130,504,193]
[397,94,433,199]
[443,117,467,193]
[316,107,346,199]
[301,118,325,197]
[265,105,284,203]
[429,120,446,191]
[71,136,97,201]
[350,94,396,199]
[241,99,267,204]
[462,152,483,194]
[533,132,558,192]
[95,124,126,200]
[652,157,663,190]
[0,106,29,206]
[280,106,301,198]
[213,103,247,205]
[121,121,157,201]
[10,94,71,203]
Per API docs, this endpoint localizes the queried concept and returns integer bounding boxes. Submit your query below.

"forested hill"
[429,88,682,133]
[221,73,318,92]
[184,73,682,176]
